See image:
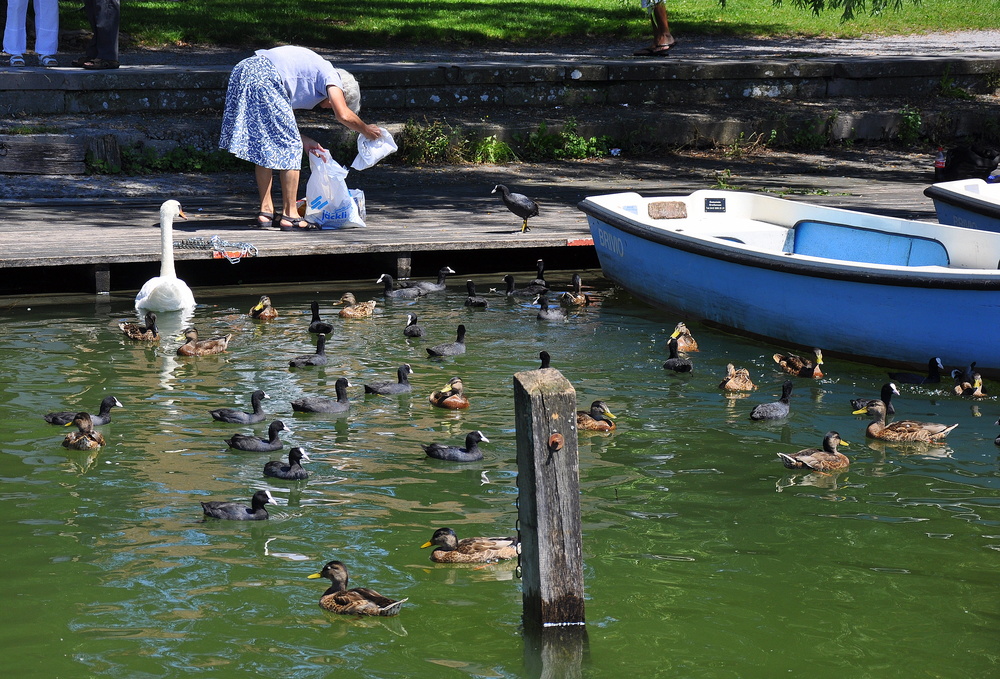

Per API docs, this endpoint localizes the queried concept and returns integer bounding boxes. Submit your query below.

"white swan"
[135,200,196,313]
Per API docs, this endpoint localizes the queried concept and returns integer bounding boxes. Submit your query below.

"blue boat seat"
[791,220,950,267]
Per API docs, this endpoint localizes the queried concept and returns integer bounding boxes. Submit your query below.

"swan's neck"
[160,213,176,278]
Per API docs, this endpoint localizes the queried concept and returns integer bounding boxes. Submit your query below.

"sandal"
[9,55,25,67]
[82,58,119,70]
[71,56,93,67]
[254,211,275,228]
[632,42,677,57]
[39,55,58,67]
[278,215,315,231]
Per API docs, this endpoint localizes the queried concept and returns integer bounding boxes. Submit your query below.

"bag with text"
[303,149,367,229]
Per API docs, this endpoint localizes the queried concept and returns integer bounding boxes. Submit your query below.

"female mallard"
[403,313,424,338]
[364,364,414,395]
[62,412,106,451]
[428,376,469,409]
[308,301,334,335]
[888,357,944,385]
[338,292,377,319]
[201,489,275,521]
[119,311,160,341]
[422,430,489,461]
[263,446,310,480]
[719,363,756,391]
[851,383,900,416]
[307,560,407,616]
[421,527,519,563]
[209,389,269,424]
[427,324,467,357]
[777,431,850,471]
[45,395,123,426]
[773,347,823,378]
[853,400,958,443]
[670,321,698,353]
[577,400,616,431]
[225,420,291,452]
[291,377,351,414]
[663,337,693,373]
[288,333,328,367]
[750,380,794,420]
[249,295,278,320]
[562,274,591,307]
[176,327,232,356]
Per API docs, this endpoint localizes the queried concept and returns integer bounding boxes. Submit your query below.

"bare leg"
[651,3,675,48]
[255,165,275,223]
[278,169,300,220]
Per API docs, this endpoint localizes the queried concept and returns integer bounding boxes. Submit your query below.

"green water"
[1,271,996,678]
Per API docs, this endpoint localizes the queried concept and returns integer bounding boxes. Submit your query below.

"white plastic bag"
[303,149,366,229]
[351,127,398,171]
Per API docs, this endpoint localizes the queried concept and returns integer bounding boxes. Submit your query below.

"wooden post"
[513,368,586,630]
[92,263,111,294]
[396,252,412,280]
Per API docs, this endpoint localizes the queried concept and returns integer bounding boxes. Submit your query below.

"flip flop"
[633,42,677,57]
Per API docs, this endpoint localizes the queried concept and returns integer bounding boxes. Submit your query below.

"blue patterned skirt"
[219,55,303,170]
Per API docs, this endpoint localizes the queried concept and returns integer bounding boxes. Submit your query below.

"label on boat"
[705,197,727,213]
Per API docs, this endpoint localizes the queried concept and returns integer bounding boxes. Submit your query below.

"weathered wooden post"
[514,366,588,678]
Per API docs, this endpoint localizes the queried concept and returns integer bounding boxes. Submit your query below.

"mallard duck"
[535,293,568,321]
[224,420,291,452]
[427,324,467,357]
[249,295,278,320]
[773,348,823,378]
[958,373,987,398]
[209,389,269,424]
[422,430,489,461]
[364,364,414,395]
[135,200,196,313]
[853,400,958,443]
[888,357,943,385]
[562,273,591,307]
[428,376,469,409]
[45,395,123,425]
[307,560,407,616]
[337,292,377,319]
[403,313,424,338]
[291,377,351,414]
[719,363,755,391]
[502,274,546,298]
[176,327,231,356]
[308,300,334,335]
[577,400,616,431]
[119,311,160,341]
[492,184,539,233]
[670,321,698,352]
[263,446,310,480]
[421,527,519,563]
[377,273,424,300]
[403,266,455,293]
[62,412,106,450]
[850,383,900,416]
[201,489,275,521]
[464,280,488,308]
[750,380,794,420]
[288,334,328,367]
[663,337,693,373]
[777,431,851,471]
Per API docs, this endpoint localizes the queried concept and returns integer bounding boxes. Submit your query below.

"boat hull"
[924,178,1000,233]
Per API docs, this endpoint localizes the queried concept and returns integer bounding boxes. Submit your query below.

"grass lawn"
[60,0,997,48]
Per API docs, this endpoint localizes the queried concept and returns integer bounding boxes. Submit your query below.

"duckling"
[502,273,546,298]
[263,446,310,480]
[663,337,693,373]
[224,420,291,452]
[562,273,591,307]
[421,527,519,563]
[364,364,414,395]
[176,327,232,356]
[773,347,823,378]
[249,295,278,320]
[426,324,466,357]
[308,300,334,335]
[288,333,327,367]
[403,313,424,338]
[291,377,351,414]
[428,376,469,410]
[535,293,568,321]
[719,363,755,391]
[670,321,698,353]
[464,280,488,308]
[377,273,424,300]
[337,292,377,319]
[201,489,275,521]
[118,311,160,341]
[850,383,900,416]
[853,400,958,443]
[45,395,123,425]
[62,412,106,450]
[422,430,489,461]
[749,380,794,420]
[777,431,850,471]
[209,389,269,424]
[403,266,455,293]
[888,357,943,385]
[307,560,407,616]
[577,400,616,432]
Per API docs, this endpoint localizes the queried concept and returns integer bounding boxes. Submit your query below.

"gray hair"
[334,68,361,114]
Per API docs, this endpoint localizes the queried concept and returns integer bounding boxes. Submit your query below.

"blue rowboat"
[578,189,1000,373]
[923,178,1000,233]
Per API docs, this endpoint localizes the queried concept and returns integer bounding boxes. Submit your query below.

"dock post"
[514,367,588,678]
[92,263,111,294]
[396,251,412,280]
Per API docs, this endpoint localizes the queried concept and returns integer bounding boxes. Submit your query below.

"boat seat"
[791,220,950,267]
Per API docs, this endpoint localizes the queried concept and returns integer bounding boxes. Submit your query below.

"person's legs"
[3,0,29,57]
[92,0,119,61]
[255,165,276,223]
[278,169,301,221]
[33,0,59,57]
[651,2,675,48]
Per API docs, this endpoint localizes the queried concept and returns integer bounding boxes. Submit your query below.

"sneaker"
[9,55,25,67]
[39,55,58,67]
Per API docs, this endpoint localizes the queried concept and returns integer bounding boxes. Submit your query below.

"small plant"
[897,105,922,145]
[516,118,613,161]
[712,169,736,190]
[86,143,249,175]
[517,121,563,161]
[400,119,466,164]
[467,134,517,164]
[938,67,975,100]
[0,124,62,135]
[788,127,827,150]
[721,130,777,159]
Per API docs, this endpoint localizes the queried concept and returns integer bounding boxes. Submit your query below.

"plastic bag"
[303,149,366,229]
[351,127,398,171]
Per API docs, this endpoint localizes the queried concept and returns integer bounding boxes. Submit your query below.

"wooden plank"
[0,135,87,175]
